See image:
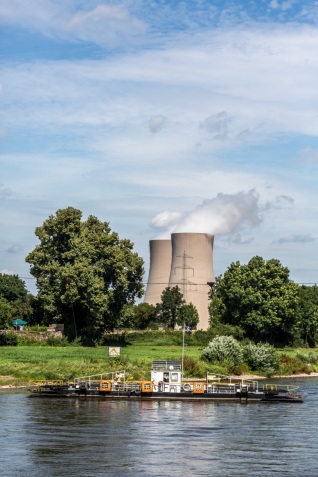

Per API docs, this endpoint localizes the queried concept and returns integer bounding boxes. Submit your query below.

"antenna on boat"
[181,321,185,378]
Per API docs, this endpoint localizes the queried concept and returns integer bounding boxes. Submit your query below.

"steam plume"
[151,190,261,238]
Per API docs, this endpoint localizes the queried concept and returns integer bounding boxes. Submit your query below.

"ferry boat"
[29,360,303,403]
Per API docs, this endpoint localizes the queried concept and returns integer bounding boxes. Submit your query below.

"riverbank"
[1,344,317,387]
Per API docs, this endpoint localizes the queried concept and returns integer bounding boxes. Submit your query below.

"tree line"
[1,207,318,347]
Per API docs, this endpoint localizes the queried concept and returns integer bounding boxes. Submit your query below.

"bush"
[0,331,18,346]
[46,336,69,347]
[296,351,318,365]
[202,335,243,366]
[243,342,279,372]
[279,354,311,375]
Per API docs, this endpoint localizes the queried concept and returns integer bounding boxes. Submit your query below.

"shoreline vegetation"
[1,334,318,388]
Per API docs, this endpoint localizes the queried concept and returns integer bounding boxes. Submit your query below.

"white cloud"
[67,4,147,47]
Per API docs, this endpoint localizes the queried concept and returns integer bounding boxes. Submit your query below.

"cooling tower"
[144,239,172,306]
[168,233,214,330]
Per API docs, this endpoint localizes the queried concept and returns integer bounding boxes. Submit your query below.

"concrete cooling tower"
[168,233,214,330]
[144,239,172,306]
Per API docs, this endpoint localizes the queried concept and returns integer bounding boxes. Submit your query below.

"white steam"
[151,190,261,238]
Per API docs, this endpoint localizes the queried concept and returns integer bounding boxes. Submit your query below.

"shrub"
[279,354,311,375]
[243,342,279,372]
[296,351,318,365]
[0,331,18,346]
[202,335,243,366]
[46,336,69,347]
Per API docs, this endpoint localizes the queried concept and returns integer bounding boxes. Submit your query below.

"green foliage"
[209,316,245,340]
[26,207,144,343]
[0,298,12,329]
[0,331,18,346]
[131,302,157,329]
[46,336,69,347]
[210,256,299,345]
[243,342,279,372]
[202,335,243,366]
[156,286,185,329]
[177,302,200,329]
[0,273,33,323]
[0,273,29,302]
[26,325,47,331]
[296,351,318,365]
[294,285,318,347]
[279,354,311,375]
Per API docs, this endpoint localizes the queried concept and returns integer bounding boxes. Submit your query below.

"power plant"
[145,233,214,330]
[144,239,172,305]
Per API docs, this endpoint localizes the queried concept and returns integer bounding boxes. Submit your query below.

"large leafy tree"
[210,256,299,345]
[295,285,318,347]
[26,207,144,343]
[156,286,185,329]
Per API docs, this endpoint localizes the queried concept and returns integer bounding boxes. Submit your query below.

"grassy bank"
[1,344,318,387]
[0,344,210,386]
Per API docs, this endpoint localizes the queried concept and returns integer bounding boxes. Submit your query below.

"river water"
[0,377,317,477]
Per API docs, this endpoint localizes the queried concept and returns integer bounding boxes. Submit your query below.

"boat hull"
[29,386,303,403]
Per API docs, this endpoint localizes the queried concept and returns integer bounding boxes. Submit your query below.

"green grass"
[1,341,318,386]
[0,344,207,385]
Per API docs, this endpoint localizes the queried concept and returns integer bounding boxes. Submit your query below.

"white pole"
[181,322,185,379]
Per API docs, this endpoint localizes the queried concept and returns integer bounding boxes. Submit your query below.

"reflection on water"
[0,378,317,476]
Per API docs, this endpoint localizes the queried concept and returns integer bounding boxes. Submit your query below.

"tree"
[0,273,33,323]
[156,286,185,329]
[210,256,299,345]
[132,302,157,329]
[295,285,318,347]
[26,207,144,343]
[177,303,200,330]
[0,298,12,329]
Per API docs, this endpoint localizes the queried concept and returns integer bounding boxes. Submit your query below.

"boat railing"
[109,382,142,392]
[73,370,126,386]
[206,373,259,393]
[29,379,69,386]
[262,384,300,393]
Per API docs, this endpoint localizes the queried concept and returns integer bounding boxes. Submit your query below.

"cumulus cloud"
[273,234,316,244]
[149,115,166,133]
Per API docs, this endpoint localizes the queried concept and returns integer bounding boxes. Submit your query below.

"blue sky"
[2,0,318,293]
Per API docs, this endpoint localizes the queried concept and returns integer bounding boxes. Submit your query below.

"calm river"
[0,378,317,476]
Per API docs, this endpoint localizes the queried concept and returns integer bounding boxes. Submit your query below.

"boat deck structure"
[29,360,304,403]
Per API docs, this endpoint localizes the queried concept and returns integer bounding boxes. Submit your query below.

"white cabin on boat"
[151,360,182,393]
